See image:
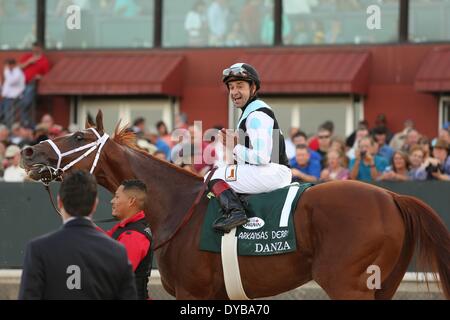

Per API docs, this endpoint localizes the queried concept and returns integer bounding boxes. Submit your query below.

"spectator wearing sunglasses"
[315,126,333,167]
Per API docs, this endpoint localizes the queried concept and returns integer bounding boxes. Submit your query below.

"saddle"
[200,182,313,256]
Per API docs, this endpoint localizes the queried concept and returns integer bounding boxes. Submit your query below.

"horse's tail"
[391,193,450,299]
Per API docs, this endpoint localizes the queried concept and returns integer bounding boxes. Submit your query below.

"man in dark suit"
[18,170,137,300]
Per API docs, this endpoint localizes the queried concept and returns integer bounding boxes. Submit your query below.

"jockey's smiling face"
[227,80,256,108]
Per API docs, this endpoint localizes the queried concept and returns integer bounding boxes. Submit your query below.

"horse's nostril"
[23,147,34,159]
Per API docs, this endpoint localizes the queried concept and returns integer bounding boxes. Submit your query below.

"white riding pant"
[205,163,292,194]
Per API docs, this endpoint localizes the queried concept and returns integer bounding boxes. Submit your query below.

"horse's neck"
[99,142,204,242]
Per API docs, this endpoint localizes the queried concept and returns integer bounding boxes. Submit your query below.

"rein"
[152,167,217,251]
[43,183,117,223]
[38,128,216,234]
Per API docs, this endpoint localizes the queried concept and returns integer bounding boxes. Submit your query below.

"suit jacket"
[18,217,137,300]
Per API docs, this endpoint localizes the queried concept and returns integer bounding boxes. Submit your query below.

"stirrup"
[212,214,229,227]
[213,213,248,233]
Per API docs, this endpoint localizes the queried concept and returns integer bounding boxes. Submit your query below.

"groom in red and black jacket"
[104,180,153,300]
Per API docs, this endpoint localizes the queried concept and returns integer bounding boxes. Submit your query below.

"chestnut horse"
[21,111,450,300]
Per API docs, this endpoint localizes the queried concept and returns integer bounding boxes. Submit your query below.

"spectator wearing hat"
[423,139,450,181]
[3,144,27,182]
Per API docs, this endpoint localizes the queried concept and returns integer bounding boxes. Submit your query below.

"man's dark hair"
[122,179,147,193]
[133,117,146,127]
[59,170,98,217]
[319,121,334,133]
[156,120,169,135]
[121,180,148,210]
[5,58,16,66]
[32,41,43,48]
[372,126,387,135]
[292,131,307,141]
[295,144,309,152]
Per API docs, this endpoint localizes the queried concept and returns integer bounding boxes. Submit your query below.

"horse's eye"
[74,133,84,141]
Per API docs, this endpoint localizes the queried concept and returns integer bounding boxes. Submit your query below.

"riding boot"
[208,179,248,233]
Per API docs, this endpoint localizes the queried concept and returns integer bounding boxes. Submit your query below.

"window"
[282,0,399,45]
[78,98,174,135]
[231,97,360,140]
[0,0,36,50]
[440,96,450,129]
[45,0,153,49]
[409,0,449,42]
[163,0,274,47]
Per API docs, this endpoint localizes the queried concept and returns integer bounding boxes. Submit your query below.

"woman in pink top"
[320,149,350,181]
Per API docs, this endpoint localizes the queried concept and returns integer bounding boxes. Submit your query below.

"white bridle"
[40,127,109,181]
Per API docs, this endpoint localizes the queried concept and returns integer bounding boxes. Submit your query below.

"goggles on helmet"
[222,66,249,79]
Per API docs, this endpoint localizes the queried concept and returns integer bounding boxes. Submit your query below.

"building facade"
[0,0,449,139]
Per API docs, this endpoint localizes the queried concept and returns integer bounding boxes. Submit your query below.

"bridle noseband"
[38,127,109,186]
[37,127,109,217]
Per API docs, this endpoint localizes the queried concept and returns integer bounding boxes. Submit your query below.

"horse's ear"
[85,113,95,129]
[85,118,94,129]
[95,110,104,133]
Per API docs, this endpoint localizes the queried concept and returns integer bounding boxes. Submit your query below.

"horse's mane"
[112,123,141,152]
[112,123,203,181]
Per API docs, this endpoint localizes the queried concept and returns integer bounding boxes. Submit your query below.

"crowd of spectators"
[286,115,450,184]
[110,112,450,185]
[1,107,449,185]
[0,113,72,182]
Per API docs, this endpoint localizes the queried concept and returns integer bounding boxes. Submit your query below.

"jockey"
[207,62,292,233]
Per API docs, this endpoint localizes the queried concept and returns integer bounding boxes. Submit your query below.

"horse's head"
[21,110,109,184]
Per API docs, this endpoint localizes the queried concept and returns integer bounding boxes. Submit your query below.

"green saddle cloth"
[199,182,313,256]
